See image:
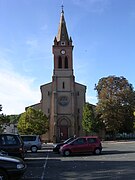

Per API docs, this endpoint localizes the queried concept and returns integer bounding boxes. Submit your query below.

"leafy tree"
[7,114,20,124]
[0,114,10,133]
[95,76,135,136]
[17,107,49,135]
[0,104,2,112]
[0,104,10,132]
[82,103,95,134]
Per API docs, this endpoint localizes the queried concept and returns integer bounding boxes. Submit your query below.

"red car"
[60,136,102,156]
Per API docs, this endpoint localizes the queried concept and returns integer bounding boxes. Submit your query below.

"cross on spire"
[61,4,64,13]
[56,4,69,42]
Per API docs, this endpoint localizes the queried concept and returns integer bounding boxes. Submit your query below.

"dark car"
[0,133,25,159]
[53,137,76,153]
[60,136,102,156]
[0,151,27,180]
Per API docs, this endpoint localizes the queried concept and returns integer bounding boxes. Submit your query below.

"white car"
[21,135,42,153]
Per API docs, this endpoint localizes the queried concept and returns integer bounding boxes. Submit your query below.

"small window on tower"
[63,82,65,89]
[58,56,62,68]
[65,56,68,68]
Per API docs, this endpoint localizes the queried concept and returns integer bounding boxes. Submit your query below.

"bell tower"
[53,8,74,75]
[30,8,86,143]
[50,8,77,142]
[26,7,86,142]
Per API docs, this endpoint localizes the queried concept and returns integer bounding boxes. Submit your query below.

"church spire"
[56,6,69,43]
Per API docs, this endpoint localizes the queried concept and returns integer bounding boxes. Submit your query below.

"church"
[29,9,86,142]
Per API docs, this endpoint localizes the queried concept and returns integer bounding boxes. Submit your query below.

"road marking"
[41,152,49,180]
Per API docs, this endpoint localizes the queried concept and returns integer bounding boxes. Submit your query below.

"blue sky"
[0,0,135,115]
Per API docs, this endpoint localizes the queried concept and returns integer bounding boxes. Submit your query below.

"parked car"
[0,150,27,180]
[0,133,25,159]
[21,135,42,153]
[60,136,102,156]
[53,137,76,153]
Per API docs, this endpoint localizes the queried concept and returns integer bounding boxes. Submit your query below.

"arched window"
[58,56,62,68]
[64,56,68,68]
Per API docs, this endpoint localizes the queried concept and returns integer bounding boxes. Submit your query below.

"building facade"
[29,9,86,142]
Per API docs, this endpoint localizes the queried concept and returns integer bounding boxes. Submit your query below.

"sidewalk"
[102,139,135,144]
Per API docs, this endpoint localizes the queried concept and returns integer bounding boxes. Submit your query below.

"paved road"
[22,141,135,180]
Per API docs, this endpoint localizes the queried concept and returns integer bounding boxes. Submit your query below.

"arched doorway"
[57,117,71,141]
[60,126,68,140]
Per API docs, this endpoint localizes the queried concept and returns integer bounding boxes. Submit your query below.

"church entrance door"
[60,126,68,140]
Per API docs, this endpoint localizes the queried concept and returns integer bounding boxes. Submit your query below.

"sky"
[0,0,135,115]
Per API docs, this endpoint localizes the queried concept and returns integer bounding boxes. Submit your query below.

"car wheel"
[0,169,8,180]
[94,148,101,155]
[64,150,71,156]
[31,146,38,153]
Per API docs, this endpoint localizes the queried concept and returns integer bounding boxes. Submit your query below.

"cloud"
[0,58,40,115]
[86,94,97,105]
[26,39,39,49]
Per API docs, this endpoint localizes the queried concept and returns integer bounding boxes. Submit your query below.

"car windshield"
[64,137,74,144]
[21,136,37,141]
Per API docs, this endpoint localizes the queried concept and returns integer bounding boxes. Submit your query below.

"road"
[22,141,135,180]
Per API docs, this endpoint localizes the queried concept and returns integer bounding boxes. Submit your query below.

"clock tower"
[53,9,73,74]
[49,9,86,142]
[28,9,86,143]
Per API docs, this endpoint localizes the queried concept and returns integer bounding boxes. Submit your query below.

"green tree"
[17,107,49,135]
[0,115,10,133]
[95,76,135,136]
[0,104,2,112]
[7,114,20,124]
[82,103,95,134]
[0,104,10,132]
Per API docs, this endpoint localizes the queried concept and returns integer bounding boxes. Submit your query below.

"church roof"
[56,9,69,42]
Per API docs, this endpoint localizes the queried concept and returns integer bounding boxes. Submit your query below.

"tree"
[17,107,49,135]
[0,104,10,133]
[95,76,135,136]
[0,104,2,112]
[82,103,95,134]
[0,114,10,133]
[7,114,20,124]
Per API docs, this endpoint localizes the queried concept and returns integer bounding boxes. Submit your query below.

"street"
[22,141,135,180]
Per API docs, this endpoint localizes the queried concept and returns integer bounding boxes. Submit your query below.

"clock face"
[60,49,66,55]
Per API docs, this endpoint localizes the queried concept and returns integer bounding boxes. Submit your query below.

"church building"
[29,9,86,142]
